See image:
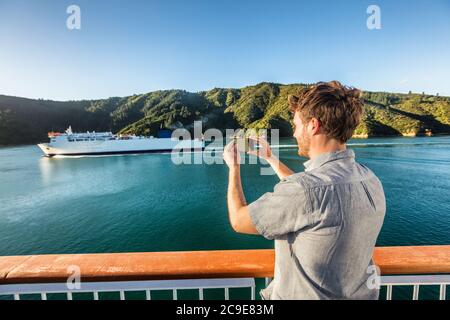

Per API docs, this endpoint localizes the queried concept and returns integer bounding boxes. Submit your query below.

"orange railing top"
[0,245,449,284]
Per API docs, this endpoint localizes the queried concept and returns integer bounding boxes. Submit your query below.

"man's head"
[288,81,364,157]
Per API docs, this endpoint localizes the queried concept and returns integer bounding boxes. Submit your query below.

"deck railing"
[1,245,449,300]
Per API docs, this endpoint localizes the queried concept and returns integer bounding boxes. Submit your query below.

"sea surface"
[0,136,449,300]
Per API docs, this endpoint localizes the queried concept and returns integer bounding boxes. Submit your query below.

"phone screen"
[247,138,258,152]
[233,137,258,152]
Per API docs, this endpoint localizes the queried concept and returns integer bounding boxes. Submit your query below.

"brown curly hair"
[288,81,364,143]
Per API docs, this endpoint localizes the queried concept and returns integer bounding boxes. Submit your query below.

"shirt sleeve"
[248,177,311,240]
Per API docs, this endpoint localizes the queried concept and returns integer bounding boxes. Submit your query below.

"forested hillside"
[1,83,449,145]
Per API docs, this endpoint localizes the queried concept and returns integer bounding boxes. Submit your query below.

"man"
[223,81,386,300]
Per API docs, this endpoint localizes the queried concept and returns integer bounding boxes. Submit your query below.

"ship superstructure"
[37,126,204,157]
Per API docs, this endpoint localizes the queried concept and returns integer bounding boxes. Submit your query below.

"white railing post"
[439,284,446,300]
[386,285,392,300]
[412,285,420,300]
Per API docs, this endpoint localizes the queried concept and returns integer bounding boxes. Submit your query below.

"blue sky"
[0,0,449,100]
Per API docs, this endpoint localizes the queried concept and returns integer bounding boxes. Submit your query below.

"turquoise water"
[0,136,449,256]
[0,136,449,300]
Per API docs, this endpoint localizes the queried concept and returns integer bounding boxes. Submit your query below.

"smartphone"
[247,137,257,152]
[234,136,258,153]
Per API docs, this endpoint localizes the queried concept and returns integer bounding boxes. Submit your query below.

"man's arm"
[227,165,259,235]
[223,141,259,235]
[265,154,294,180]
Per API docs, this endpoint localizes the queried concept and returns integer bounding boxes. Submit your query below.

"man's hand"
[223,139,241,168]
[247,135,273,160]
[248,135,295,180]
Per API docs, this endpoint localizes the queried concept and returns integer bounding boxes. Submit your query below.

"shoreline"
[351,132,450,139]
[1,133,450,149]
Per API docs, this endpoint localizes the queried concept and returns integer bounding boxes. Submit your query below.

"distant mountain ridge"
[1,82,449,145]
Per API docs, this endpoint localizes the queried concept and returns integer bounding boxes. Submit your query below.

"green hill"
[1,83,449,145]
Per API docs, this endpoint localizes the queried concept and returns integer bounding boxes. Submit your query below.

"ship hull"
[38,139,205,157]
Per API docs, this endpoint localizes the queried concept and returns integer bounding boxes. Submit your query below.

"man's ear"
[310,118,321,135]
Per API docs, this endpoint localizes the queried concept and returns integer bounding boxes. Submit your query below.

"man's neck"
[308,139,346,160]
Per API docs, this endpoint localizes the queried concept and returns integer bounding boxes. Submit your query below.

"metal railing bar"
[3,275,448,300]
[381,274,450,285]
[0,277,255,295]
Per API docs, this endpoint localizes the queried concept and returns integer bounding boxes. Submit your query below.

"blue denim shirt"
[248,149,386,299]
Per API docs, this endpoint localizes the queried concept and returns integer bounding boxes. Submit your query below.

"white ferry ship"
[37,126,204,157]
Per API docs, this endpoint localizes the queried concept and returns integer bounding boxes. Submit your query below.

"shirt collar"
[303,149,355,172]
